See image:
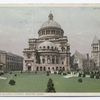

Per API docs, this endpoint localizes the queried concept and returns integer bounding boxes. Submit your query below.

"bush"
[0,72,4,76]
[9,80,16,86]
[96,75,99,79]
[35,71,37,74]
[9,72,12,74]
[78,78,83,83]
[21,70,23,74]
[46,78,56,92]
[63,73,67,75]
[47,71,50,76]
[58,71,62,75]
[78,73,82,77]
[90,73,95,78]
[83,73,86,78]
[67,71,71,74]
[54,71,57,74]
[14,74,17,77]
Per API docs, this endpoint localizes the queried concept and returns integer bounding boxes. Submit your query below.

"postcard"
[0,4,100,96]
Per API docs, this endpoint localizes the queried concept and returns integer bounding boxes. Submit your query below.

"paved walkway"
[0,76,7,80]
[63,73,78,78]
[63,73,90,79]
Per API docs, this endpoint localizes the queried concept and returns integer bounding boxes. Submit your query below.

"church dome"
[38,41,57,50]
[38,12,64,39]
[41,13,61,29]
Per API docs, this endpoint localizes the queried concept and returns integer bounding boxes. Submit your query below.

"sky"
[0,5,100,56]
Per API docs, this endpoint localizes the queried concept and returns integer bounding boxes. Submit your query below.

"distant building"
[71,51,95,72]
[83,54,95,72]
[23,12,71,72]
[71,50,85,71]
[0,50,6,72]
[91,36,100,69]
[0,50,23,72]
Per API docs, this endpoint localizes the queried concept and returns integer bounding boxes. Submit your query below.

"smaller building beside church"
[71,51,95,72]
[91,36,100,70]
[0,50,23,72]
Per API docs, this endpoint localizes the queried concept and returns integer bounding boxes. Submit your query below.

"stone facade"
[91,36,100,69]
[71,51,85,71]
[0,50,6,72]
[0,50,23,72]
[71,51,95,72]
[23,13,71,72]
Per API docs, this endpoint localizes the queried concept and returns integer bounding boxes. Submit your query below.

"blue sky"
[0,5,100,56]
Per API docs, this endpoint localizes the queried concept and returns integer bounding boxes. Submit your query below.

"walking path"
[63,73,78,78]
[0,76,7,80]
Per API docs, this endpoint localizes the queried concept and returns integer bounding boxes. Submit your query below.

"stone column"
[55,56,56,64]
[40,56,42,64]
[45,55,48,64]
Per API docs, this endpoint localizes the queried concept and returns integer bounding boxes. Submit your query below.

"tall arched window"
[44,67,46,71]
[56,58,58,64]
[47,46,50,49]
[63,67,65,71]
[36,67,39,71]
[43,46,45,49]
[52,58,55,64]
[40,67,42,71]
[42,58,45,64]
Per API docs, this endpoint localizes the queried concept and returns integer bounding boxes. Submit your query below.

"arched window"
[51,46,53,49]
[36,67,39,71]
[40,67,42,71]
[46,30,50,34]
[47,46,50,49]
[42,58,45,64]
[52,58,55,64]
[48,67,50,70]
[56,67,58,71]
[44,67,46,71]
[63,67,65,71]
[43,46,45,49]
[62,61,64,64]
[56,58,58,64]
[52,67,54,70]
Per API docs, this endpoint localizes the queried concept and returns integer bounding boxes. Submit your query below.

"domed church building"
[23,13,71,72]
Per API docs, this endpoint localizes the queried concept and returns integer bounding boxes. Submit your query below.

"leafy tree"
[9,80,16,86]
[46,78,56,92]
[96,74,99,79]
[78,73,82,77]
[47,71,50,76]
[78,78,83,83]
[83,73,86,78]
[90,72,95,78]
[54,71,57,74]
[14,74,17,77]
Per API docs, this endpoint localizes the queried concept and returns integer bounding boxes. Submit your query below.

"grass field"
[0,72,100,92]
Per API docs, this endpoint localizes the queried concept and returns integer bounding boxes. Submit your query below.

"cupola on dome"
[41,13,61,29]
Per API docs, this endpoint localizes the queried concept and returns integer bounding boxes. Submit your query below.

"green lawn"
[0,72,100,92]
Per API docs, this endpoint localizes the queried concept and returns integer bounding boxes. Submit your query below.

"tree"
[9,79,16,86]
[78,78,83,83]
[83,73,86,78]
[46,71,50,76]
[78,73,82,77]
[90,72,95,78]
[46,78,56,92]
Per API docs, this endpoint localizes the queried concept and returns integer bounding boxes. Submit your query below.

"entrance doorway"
[28,66,31,71]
